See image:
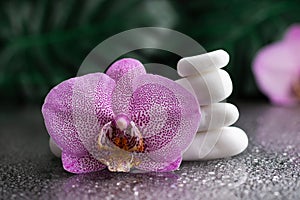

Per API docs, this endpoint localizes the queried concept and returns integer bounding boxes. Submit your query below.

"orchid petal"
[42,77,87,156]
[42,73,115,157]
[284,24,300,42]
[62,152,106,174]
[253,41,300,105]
[130,74,201,164]
[71,73,116,159]
[109,58,146,115]
[106,58,146,82]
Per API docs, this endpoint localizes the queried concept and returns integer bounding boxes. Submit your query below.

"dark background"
[1,0,300,105]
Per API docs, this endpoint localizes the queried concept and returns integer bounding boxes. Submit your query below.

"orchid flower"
[253,24,300,106]
[42,58,201,173]
[43,50,249,174]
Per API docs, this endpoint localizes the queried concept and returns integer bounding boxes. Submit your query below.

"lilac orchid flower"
[253,24,300,106]
[42,58,201,173]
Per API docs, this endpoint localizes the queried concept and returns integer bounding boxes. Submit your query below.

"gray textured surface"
[0,102,300,200]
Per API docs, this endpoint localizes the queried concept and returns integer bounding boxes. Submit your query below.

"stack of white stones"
[176,50,248,160]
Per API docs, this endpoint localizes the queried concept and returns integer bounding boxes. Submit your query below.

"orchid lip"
[97,114,145,172]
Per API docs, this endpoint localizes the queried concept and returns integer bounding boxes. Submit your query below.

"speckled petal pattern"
[106,58,146,82]
[129,80,181,151]
[42,77,88,156]
[131,74,201,164]
[42,73,115,158]
[72,73,115,160]
[110,59,147,115]
[62,152,106,173]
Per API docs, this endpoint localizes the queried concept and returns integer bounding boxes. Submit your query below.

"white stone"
[176,69,233,105]
[49,137,61,158]
[198,103,239,131]
[177,49,229,77]
[182,127,248,160]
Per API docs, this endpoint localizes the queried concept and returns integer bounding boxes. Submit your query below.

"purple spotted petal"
[42,77,87,156]
[108,58,146,115]
[253,41,300,106]
[130,74,201,167]
[62,152,106,173]
[106,58,146,82]
[71,73,115,159]
[42,73,115,158]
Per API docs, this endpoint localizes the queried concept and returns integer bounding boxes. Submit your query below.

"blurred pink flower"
[253,24,300,106]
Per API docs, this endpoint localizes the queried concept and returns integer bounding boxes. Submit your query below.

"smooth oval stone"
[176,69,233,105]
[49,137,62,158]
[198,103,239,132]
[182,127,248,161]
[177,49,230,77]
